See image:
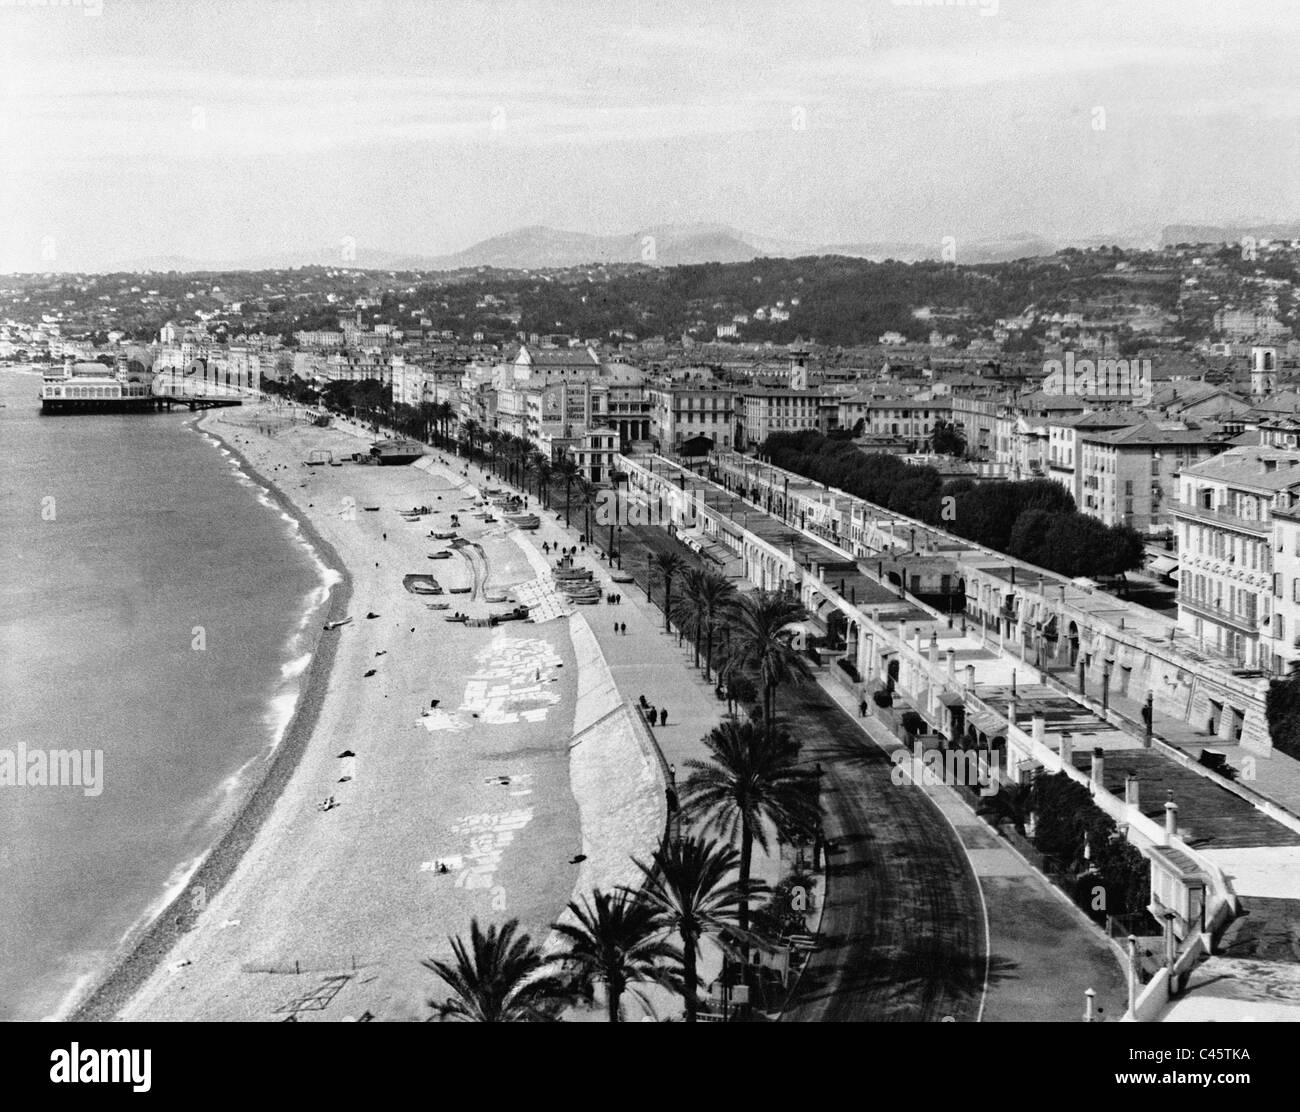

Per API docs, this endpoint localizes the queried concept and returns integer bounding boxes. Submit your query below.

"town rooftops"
[1081,421,1222,447]
[1179,446,1300,490]
[516,345,600,366]
[1013,391,1089,412]
[1050,408,1146,430]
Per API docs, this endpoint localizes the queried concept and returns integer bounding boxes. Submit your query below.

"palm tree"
[630,837,763,1022]
[433,400,455,446]
[498,433,518,485]
[487,430,502,477]
[462,418,482,460]
[674,568,708,667]
[533,453,552,506]
[725,592,812,725]
[421,918,567,1022]
[574,475,596,541]
[652,551,686,634]
[518,447,534,497]
[555,456,580,526]
[701,572,739,683]
[683,720,820,939]
[551,888,681,1022]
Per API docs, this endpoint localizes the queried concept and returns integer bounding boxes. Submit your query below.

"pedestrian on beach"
[621,622,626,635]
[659,707,668,727]
[859,698,868,718]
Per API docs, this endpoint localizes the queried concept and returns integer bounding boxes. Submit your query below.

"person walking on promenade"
[859,697,868,718]
[659,707,668,727]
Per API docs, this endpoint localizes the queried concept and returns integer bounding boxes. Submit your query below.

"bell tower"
[1251,346,1277,398]
[789,345,809,390]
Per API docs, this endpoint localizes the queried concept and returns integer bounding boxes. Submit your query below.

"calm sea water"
[0,368,329,1020]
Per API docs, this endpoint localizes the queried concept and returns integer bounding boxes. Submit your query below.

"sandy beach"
[69,402,664,1022]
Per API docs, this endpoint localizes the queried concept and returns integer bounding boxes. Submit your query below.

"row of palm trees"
[651,555,814,724]
[424,716,821,1022]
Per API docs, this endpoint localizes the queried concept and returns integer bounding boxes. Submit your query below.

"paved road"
[776,681,986,1022]
[611,522,988,1021]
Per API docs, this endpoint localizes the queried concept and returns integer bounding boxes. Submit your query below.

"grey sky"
[1,0,1296,271]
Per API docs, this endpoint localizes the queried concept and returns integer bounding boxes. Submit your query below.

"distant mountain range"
[103,220,1297,274]
[1160,222,1300,247]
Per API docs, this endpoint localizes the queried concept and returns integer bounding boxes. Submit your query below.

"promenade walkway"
[458,459,762,1020]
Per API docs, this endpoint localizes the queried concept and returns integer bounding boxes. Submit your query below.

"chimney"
[1164,795,1179,843]
[1125,773,1139,809]
[1091,747,1105,787]
[965,664,976,689]
[947,649,956,677]
[1007,698,1017,727]
[1059,731,1073,766]
[1032,714,1046,744]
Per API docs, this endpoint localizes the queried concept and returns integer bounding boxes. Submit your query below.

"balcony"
[1169,498,1271,536]
[1178,594,1260,635]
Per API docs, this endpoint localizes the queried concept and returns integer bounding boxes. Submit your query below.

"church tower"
[789,345,809,390]
[1251,346,1277,398]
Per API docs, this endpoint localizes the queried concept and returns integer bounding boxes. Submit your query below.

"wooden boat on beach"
[428,551,453,560]
[449,586,471,595]
[505,513,540,530]
[402,574,443,596]
[323,617,353,630]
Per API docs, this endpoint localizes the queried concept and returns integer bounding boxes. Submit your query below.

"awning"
[1148,555,1179,578]
[676,529,706,554]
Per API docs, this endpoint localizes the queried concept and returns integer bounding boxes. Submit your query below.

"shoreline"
[67,411,353,1022]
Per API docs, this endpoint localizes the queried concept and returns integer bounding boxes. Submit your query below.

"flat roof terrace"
[1067,750,1300,851]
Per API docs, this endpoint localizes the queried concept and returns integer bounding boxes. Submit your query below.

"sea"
[0,367,333,1021]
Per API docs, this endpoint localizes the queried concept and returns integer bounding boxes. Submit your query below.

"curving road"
[778,681,987,1022]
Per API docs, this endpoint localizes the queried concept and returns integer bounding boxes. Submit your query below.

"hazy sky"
[1,0,1297,271]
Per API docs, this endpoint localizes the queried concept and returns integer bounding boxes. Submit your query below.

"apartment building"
[736,387,824,448]
[863,396,953,448]
[1267,498,1300,676]
[1172,447,1300,672]
[1077,422,1226,535]
[948,394,1001,459]
[647,384,735,451]
[569,429,619,484]
[1046,411,1143,503]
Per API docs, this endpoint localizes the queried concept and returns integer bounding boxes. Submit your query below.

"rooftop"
[1179,446,1300,491]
